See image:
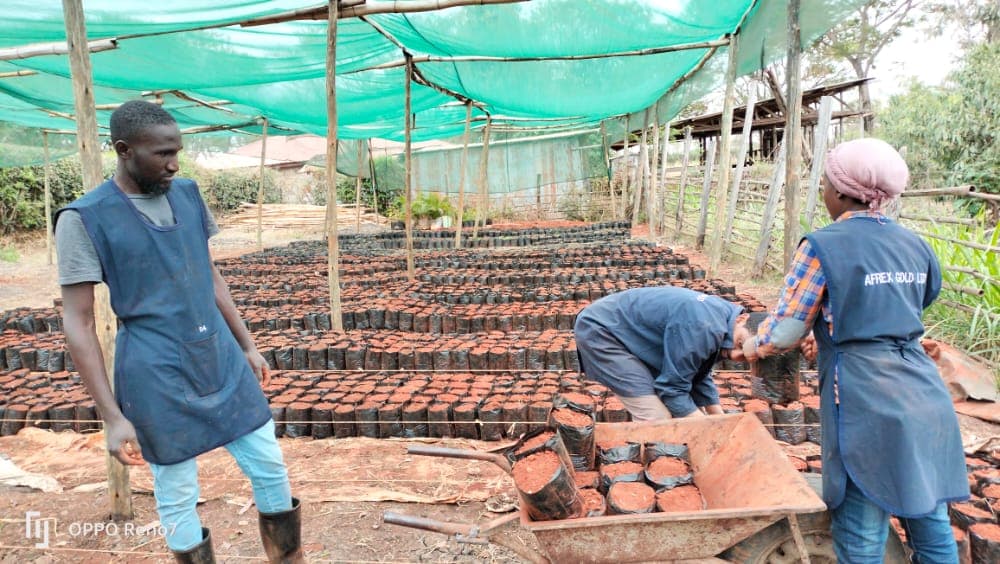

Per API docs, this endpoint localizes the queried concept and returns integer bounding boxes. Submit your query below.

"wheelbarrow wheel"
[720,511,836,563]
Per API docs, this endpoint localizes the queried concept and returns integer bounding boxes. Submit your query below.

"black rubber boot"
[259,497,306,563]
[172,527,215,564]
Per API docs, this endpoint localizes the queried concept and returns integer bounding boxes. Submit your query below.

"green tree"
[814,0,920,131]
[878,42,999,200]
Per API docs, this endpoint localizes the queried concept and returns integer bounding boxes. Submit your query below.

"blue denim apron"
[59,179,271,465]
[807,216,967,517]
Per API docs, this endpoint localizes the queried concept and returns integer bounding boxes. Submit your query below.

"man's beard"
[138,178,171,196]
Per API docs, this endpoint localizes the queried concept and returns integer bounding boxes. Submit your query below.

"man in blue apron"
[56,101,305,563]
[743,138,967,562]
[574,286,751,420]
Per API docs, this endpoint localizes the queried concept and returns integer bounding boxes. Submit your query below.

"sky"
[868,23,962,100]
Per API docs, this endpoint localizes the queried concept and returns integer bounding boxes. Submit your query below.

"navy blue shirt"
[576,287,742,416]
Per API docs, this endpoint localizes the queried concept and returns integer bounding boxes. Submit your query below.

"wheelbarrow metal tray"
[520,413,825,563]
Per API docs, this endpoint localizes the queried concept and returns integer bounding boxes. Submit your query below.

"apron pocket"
[180,331,226,397]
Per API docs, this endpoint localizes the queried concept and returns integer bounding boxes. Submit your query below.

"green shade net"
[1,0,865,172]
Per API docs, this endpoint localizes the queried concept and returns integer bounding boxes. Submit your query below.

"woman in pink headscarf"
[741,138,968,562]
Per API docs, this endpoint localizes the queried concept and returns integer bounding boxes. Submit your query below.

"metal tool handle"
[383,512,474,536]
[407,445,512,473]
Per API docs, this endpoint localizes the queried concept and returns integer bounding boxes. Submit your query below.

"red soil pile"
[608,481,655,513]
[655,485,705,512]
[512,450,561,495]
[551,407,592,427]
[646,456,691,479]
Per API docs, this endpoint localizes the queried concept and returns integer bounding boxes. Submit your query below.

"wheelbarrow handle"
[407,445,512,473]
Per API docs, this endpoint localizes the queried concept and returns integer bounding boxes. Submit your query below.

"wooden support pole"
[674,126,692,237]
[709,33,739,274]
[724,88,757,246]
[783,0,803,271]
[257,117,268,251]
[804,96,833,231]
[325,0,344,331]
[43,131,53,265]
[404,55,415,280]
[650,107,662,238]
[600,121,615,219]
[367,139,379,225]
[621,114,630,219]
[753,142,788,278]
[695,138,717,249]
[474,116,491,238]
[0,37,116,61]
[658,120,671,231]
[632,108,650,228]
[455,102,472,249]
[355,140,364,232]
[62,0,132,521]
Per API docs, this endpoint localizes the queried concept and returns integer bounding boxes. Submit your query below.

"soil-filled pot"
[641,442,690,465]
[645,456,694,490]
[607,481,656,515]
[772,401,808,445]
[655,484,705,512]
[510,429,575,478]
[599,460,644,493]
[969,522,1000,564]
[548,407,596,471]
[573,471,600,490]
[596,439,642,466]
[579,487,607,517]
[512,450,583,521]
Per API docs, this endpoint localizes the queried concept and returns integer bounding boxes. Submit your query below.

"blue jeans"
[831,476,957,564]
[148,419,292,551]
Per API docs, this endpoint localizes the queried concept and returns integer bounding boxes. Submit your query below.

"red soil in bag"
[655,484,705,512]
[607,481,656,514]
[513,450,562,494]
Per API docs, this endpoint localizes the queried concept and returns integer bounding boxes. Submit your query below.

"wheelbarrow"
[384,413,908,563]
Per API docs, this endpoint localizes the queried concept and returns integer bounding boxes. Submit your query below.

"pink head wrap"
[824,138,909,210]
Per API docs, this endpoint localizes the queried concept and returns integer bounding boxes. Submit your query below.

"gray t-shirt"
[56,192,220,286]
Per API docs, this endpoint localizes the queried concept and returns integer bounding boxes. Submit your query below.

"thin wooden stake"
[43,131,53,265]
[325,0,344,331]
[709,34,740,274]
[355,140,364,232]
[455,102,472,249]
[404,55,415,280]
[621,114,630,218]
[257,117,268,251]
[784,0,803,270]
[674,126,692,237]
[753,142,788,277]
[367,139,378,225]
[632,109,649,228]
[62,0,131,521]
[804,96,833,231]
[650,106,661,238]
[658,120,671,230]
[474,116,491,238]
[695,138,717,249]
[724,88,758,245]
[600,121,615,219]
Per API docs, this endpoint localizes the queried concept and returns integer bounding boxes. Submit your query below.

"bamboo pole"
[657,120,670,232]
[632,108,650,228]
[708,33,739,274]
[355,140,364,232]
[0,37,116,61]
[43,132,53,265]
[0,69,39,78]
[674,126,693,238]
[724,88,757,246]
[257,117,268,251]
[325,0,344,331]
[474,116,492,238]
[600,121,615,219]
[898,213,978,226]
[62,0,131,521]
[455,102,472,249]
[912,230,1000,254]
[753,142,788,278]
[404,55,416,280]
[783,0,803,271]
[695,139,717,249]
[803,96,833,231]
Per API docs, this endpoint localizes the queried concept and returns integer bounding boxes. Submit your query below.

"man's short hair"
[109,100,176,144]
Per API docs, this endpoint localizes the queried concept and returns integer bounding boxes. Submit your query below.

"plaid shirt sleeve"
[755,239,828,356]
